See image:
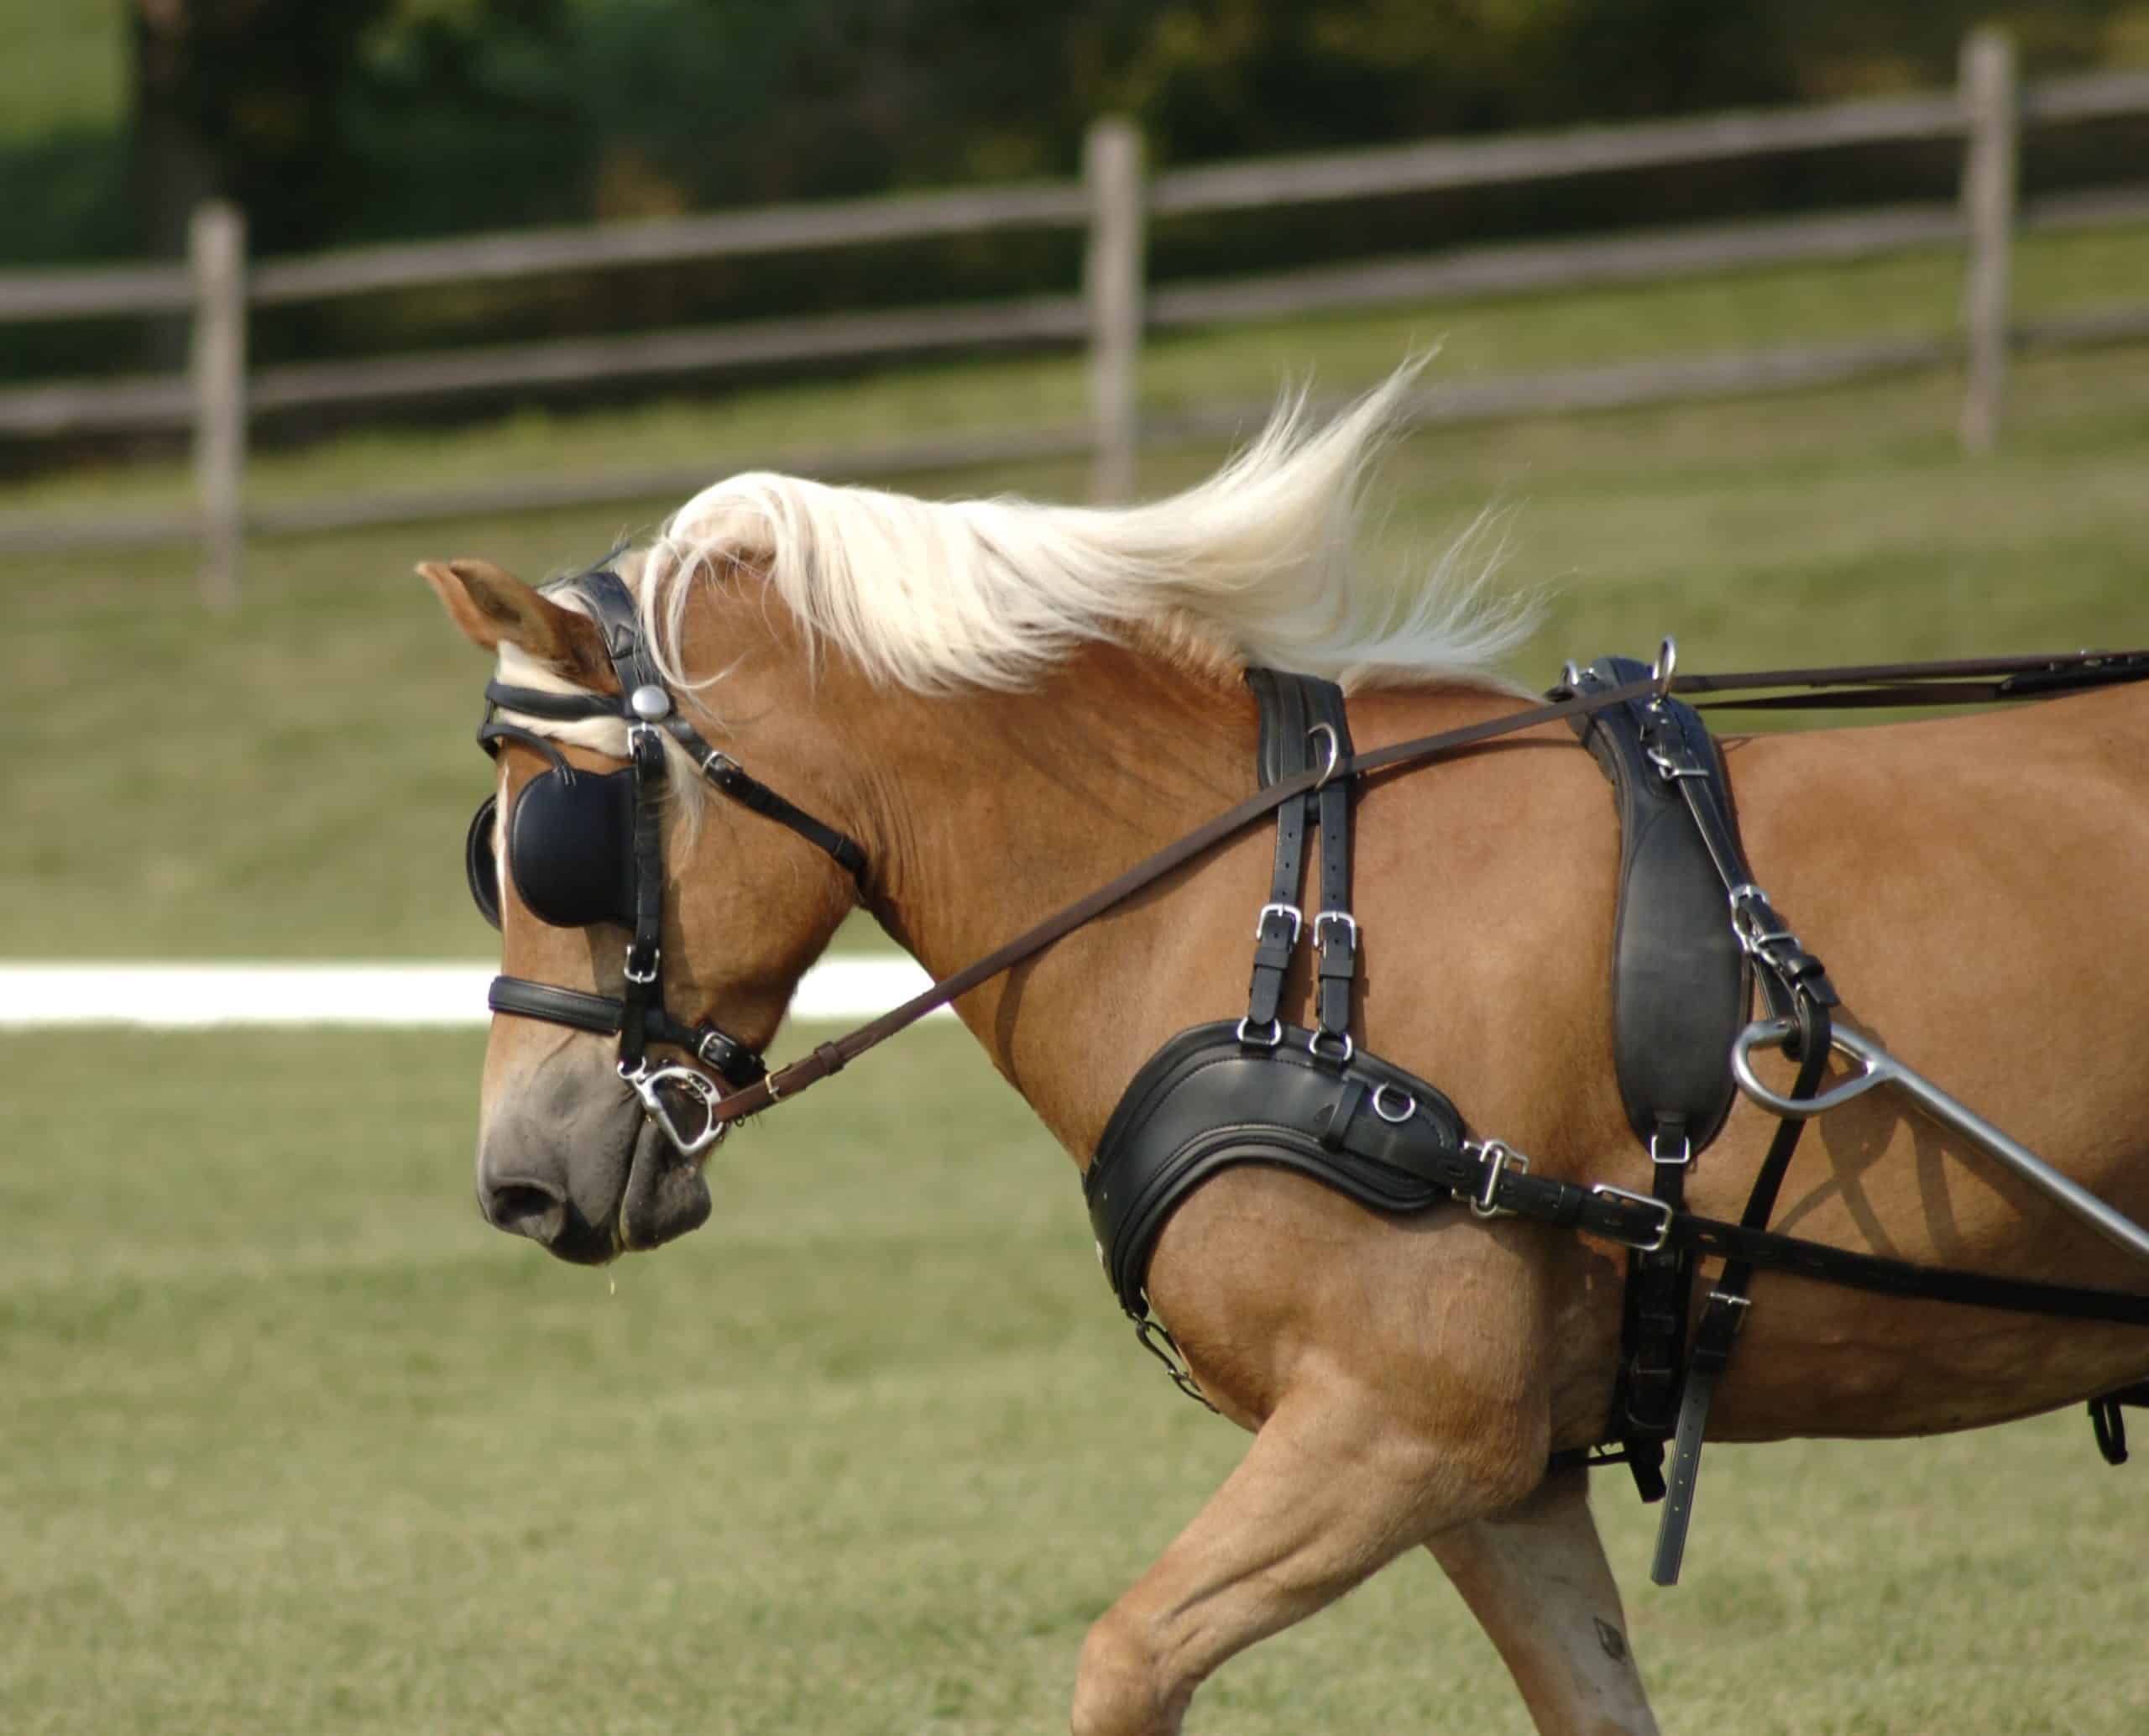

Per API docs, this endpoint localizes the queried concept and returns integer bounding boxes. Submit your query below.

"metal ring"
[1372,1083,1416,1124]
[1307,722,1341,790]
[1651,635,1678,701]
[1307,1028,1354,1066]
[625,1063,729,1158]
[1236,1017,1284,1049]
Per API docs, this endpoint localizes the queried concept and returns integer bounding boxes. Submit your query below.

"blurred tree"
[128,0,573,256]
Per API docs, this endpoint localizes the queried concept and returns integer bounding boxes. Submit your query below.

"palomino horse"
[425,368,2149,1734]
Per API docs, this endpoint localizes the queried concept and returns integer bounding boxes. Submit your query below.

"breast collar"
[477,567,868,1157]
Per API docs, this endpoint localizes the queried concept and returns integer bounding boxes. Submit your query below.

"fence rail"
[3,31,2147,597]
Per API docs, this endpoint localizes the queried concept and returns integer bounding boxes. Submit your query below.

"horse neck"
[827,641,1537,1154]
[847,639,1252,993]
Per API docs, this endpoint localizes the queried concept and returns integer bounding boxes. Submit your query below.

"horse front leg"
[1069,1382,1520,1736]
[1425,1464,1660,1735]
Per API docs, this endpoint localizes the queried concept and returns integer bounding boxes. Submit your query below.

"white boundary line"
[0,957,941,1029]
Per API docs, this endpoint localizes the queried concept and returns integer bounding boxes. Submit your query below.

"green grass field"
[3,1026,2146,1735]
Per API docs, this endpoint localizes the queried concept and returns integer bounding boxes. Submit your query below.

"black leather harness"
[1083,662,2149,1578]
[460,592,2149,1575]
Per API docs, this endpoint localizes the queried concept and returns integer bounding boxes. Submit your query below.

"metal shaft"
[1733,1018,2149,1267]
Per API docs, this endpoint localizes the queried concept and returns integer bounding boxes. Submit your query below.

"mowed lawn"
[3,1025,2146,1736]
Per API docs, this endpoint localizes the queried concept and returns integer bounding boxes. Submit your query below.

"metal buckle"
[623,943,660,985]
[1650,1129,1692,1169]
[1307,1028,1354,1066]
[1253,902,1303,945]
[1312,910,1358,953]
[1464,1139,1529,1219]
[1371,1083,1416,1124]
[1726,884,1795,957]
[1591,1183,1675,1252]
[1236,1016,1283,1049]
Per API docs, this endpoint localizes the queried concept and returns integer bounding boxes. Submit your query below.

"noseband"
[468,568,866,1156]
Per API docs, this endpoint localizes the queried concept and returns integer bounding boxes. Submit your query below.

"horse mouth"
[615,1113,714,1254]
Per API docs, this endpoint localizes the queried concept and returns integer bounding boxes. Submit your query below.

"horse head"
[422,550,868,1262]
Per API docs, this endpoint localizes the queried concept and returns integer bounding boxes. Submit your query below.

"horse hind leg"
[1425,1464,1660,1736]
[1069,1383,1535,1736]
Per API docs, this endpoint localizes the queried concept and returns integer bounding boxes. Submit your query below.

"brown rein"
[707,648,2149,1128]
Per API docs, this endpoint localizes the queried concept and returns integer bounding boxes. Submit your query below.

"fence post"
[190,200,247,604]
[1084,117,1145,504]
[1958,27,2017,456]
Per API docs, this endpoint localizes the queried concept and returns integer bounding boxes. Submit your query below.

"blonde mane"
[488,361,1532,819]
[639,359,1531,698]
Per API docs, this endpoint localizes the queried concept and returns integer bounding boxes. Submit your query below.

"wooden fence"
[3,27,2147,601]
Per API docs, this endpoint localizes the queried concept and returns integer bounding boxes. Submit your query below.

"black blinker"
[506,767,639,930]
[465,795,502,930]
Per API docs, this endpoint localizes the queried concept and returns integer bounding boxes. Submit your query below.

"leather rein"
[691,646,2149,1135]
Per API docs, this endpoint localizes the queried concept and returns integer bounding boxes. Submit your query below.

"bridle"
[468,568,866,1156]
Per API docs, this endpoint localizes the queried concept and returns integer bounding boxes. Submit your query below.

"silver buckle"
[1464,1139,1529,1219]
[1254,902,1303,945]
[1591,1184,1675,1253]
[1727,884,1795,956]
[623,943,660,985]
[1312,910,1358,952]
[1650,1129,1692,1169]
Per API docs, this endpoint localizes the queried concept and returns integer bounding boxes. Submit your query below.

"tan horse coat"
[429,553,2149,1736]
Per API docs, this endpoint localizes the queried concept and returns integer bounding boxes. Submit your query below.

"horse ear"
[418,558,611,682]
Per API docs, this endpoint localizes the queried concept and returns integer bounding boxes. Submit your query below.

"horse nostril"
[483,1179,567,1242]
